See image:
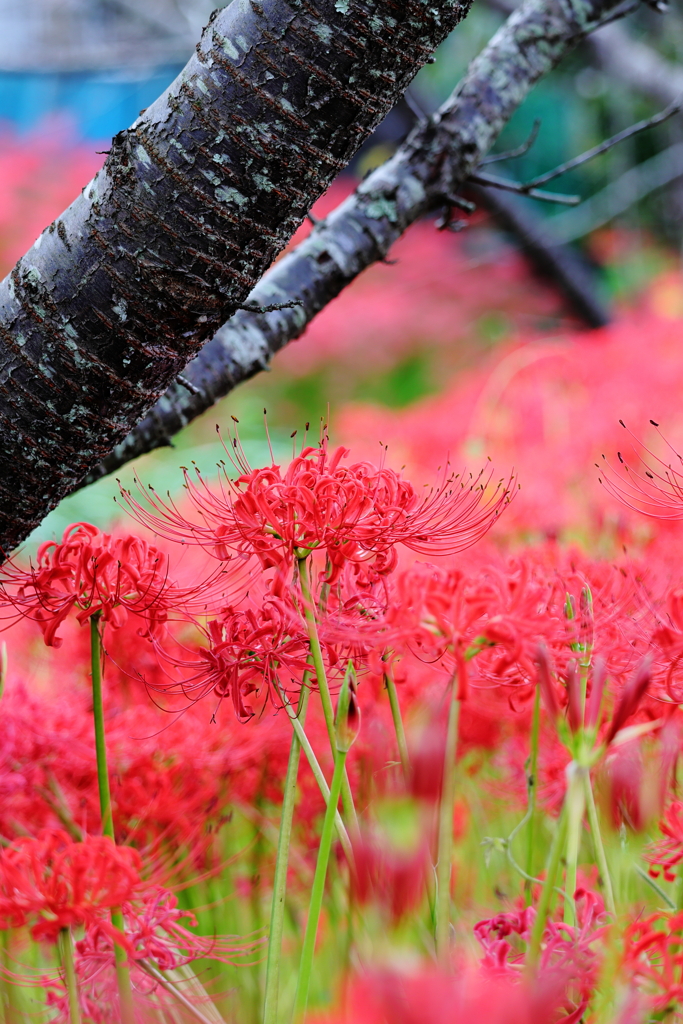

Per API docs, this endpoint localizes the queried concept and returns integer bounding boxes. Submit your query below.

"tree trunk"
[85,0,622,487]
[0,0,471,553]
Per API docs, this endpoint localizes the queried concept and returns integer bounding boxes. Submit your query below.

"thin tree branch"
[548,140,683,242]
[523,94,683,189]
[83,0,628,488]
[467,170,581,204]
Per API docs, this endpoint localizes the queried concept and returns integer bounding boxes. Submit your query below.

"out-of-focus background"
[6,0,683,550]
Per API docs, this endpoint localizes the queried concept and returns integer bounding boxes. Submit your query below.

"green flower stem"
[435,684,460,963]
[1,930,20,1024]
[583,771,617,918]
[563,762,586,927]
[526,802,568,973]
[524,684,541,904]
[58,928,82,1024]
[292,745,349,1022]
[384,669,410,781]
[262,681,311,1024]
[634,862,676,909]
[297,556,358,833]
[89,615,135,1024]
[279,685,352,863]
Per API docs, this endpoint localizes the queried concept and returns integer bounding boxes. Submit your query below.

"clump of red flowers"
[0,830,140,942]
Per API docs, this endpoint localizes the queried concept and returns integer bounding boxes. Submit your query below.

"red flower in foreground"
[0,830,141,941]
[0,523,193,647]
[310,965,571,1024]
[124,432,515,585]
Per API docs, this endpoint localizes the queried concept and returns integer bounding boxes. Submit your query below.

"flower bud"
[335,665,361,753]
[605,655,652,745]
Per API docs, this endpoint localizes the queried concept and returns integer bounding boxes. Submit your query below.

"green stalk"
[1,930,20,1024]
[384,669,410,781]
[262,682,311,1024]
[298,556,358,832]
[292,745,348,1022]
[89,615,135,1024]
[278,685,352,862]
[563,763,585,927]
[524,684,541,903]
[583,771,617,917]
[58,928,82,1024]
[526,802,568,972]
[435,683,460,962]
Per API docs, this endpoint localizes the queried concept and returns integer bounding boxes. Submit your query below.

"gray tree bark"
[87,0,623,487]
[0,0,472,553]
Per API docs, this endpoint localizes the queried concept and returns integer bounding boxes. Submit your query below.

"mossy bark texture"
[0,0,471,552]
[86,0,624,487]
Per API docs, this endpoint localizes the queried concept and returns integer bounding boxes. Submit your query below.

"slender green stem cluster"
[293,667,359,1021]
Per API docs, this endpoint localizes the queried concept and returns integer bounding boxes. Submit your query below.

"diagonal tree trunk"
[0,0,472,553]
[86,0,624,487]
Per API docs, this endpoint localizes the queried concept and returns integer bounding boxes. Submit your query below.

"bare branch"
[467,171,581,205]
[524,94,683,189]
[480,119,541,165]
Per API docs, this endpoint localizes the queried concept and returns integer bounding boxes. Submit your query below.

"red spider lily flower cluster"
[45,887,254,1023]
[153,596,312,721]
[621,911,683,1014]
[0,523,194,647]
[123,432,516,586]
[475,889,606,1014]
[0,830,141,941]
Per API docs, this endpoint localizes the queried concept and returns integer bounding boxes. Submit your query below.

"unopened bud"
[579,587,594,658]
[335,665,361,753]
[566,661,582,734]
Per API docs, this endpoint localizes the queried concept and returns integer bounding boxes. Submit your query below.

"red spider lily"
[0,830,141,942]
[122,432,515,586]
[599,421,683,521]
[0,522,205,648]
[622,910,683,1012]
[646,801,683,881]
[475,889,606,1022]
[152,595,312,721]
[46,887,256,1023]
